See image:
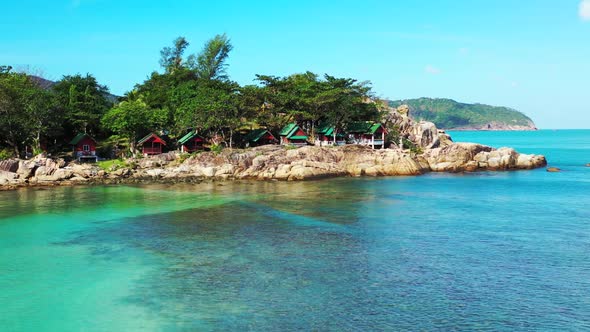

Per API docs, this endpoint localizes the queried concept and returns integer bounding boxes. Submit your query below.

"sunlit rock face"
[0,132,546,189]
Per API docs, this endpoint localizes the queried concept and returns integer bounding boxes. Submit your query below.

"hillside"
[388,98,537,130]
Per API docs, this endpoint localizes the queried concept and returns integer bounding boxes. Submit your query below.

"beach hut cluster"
[280,121,387,150]
[67,121,387,161]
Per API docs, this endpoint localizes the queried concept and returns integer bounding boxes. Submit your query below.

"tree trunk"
[229,128,233,149]
[33,129,41,154]
[130,135,137,158]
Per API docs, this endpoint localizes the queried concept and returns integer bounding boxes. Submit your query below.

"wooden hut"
[178,131,204,153]
[279,123,308,146]
[69,133,98,162]
[314,124,346,146]
[346,122,387,149]
[244,128,278,147]
[138,133,166,156]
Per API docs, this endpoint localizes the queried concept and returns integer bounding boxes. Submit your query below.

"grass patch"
[97,159,128,172]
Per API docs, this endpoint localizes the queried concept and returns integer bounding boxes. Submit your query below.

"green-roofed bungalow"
[138,133,167,156]
[178,130,204,153]
[346,121,388,149]
[314,124,346,146]
[244,128,278,147]
[279,123,308,146]
[69,133,98,162]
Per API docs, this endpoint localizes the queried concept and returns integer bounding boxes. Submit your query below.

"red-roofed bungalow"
[138,133,166,156]
[69,133,98,162]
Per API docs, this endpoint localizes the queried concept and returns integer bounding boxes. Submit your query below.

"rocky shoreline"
[0,107,548,191]
[0,143,547,191]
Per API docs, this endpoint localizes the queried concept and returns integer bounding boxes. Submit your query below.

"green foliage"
[255,72,378,134]
[385,125,401,147]
[0,148,13,160]
[0,71,58,156]
[403,138,422,154]
[389,98,534,129]
[0,34,383,156]
[210,144,223,154]
[189,34,233,81]
[52,74,113,135]
[159,37,190,73]
[101,99,168,154]
[158,34,232,81]
[176,152,192,164]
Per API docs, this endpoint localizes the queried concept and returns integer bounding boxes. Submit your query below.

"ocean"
[1,130,589,331]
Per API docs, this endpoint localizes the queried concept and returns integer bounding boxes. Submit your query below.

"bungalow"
[314,124,346,146]
[138,133,167,156]
[244,128,278,147]
[178,130,204,153]
[69,133,97,162]
[346,122,388,149]
[279,123,308,146]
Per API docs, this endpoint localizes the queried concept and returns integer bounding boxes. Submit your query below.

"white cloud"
[424,65,441,75]
[580,0,590,20]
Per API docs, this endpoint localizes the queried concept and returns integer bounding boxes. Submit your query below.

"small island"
[0,35,546,190]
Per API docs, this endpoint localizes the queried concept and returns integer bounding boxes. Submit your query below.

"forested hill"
[388,98,537,130]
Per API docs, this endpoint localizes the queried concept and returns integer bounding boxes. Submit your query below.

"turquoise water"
[1,130,590,331]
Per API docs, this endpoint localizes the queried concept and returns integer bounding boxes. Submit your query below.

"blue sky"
[1,0,589,128]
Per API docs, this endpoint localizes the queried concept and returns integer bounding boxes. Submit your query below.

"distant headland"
[388,98,537,131]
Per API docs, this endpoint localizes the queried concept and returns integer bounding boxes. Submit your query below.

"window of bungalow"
[83,145,90,152]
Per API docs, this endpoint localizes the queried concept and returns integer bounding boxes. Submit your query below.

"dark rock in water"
[546,167,561,172]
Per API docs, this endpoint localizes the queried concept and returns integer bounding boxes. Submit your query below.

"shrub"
[403,139,423,154]
[0,148,13,160]
[210,144,223,154]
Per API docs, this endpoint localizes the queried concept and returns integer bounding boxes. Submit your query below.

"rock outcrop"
[383,104,453,149]
[424,143,546,172]
[0,142,547,190]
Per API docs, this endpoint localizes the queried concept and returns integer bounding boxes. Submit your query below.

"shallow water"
[1,130,589,331]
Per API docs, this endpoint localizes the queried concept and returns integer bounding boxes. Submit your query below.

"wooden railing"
[143,147,161,155]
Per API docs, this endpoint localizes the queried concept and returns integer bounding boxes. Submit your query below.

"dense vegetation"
[388,98,535,129]
[0,35,382,159]
[0,65,113,158]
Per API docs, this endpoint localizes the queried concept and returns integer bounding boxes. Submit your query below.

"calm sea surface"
[1,130,589,331]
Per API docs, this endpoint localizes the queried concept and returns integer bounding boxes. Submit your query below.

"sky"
[1,0,589,129]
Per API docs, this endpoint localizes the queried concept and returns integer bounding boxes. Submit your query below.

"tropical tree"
[101,99,168,155]
[253,72,379,139]
[159,37,190,73]
[187,33,233,81]
[52,74,113,135]
[321,75,379,140]
[0,72,59,156]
